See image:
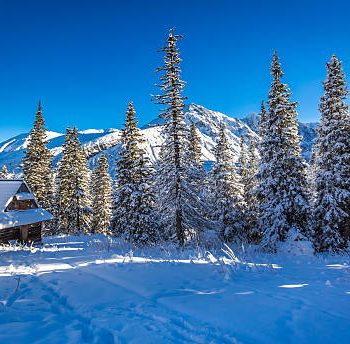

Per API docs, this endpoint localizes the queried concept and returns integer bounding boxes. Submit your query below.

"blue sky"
[0,0,349,141]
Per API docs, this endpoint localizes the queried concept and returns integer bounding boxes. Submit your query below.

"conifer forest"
[1,8,350,343]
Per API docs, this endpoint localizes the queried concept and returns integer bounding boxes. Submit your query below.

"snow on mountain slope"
[83,104,259,175]
[0,103,316,175]
[298,122,318,160]
[0,131,63,153]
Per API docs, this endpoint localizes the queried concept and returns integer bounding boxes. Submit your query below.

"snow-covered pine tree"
[238,135,249,240]
[132,153,159,246]
[56,128,73,232]
[188,119,210,244]
[111,103,136,238]
[239,135,249,194]
[210,123,245,241]
[257,52,311,251]
[189,120,202,168]
[48,170,61,235]
[23,101,53,210]
[257,101,268,171]
[57,127,91,234]
[111,102,158,246]
[307,148,318,205]
[239,135,260,242]
[153,30,206,246]
[246,138,260,243]
[0,165,10,179]
[313,55,350,252]
[259,101,267,139]
[91,152,112,235]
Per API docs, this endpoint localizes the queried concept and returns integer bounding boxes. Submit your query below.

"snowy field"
[0,236,350,344]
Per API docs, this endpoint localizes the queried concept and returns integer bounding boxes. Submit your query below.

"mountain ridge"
[0,103,317,176]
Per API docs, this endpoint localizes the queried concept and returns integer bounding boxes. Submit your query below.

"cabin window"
[17,183,30,193]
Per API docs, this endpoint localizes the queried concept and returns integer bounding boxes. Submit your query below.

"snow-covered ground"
[0,236,349,344]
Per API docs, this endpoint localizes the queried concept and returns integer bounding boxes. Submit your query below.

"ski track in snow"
[0,237,350,343]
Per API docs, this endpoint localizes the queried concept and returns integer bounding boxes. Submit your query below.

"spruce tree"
[259,101,267,139]
[154,30,206,245]
[49,171,61,235]
[0,165,10,179]
[238,135,250,241]
[111,102,158,246]
[257,52,311,251]
[239,135,249,195]
[57,127,91,234]
[258,100,268,175]
[188,120,209,245]
[23,101,53,210]
[210,123,245,241]
[56,128,73,232]
[91,152,112,235]
[307,149,318,205]
[132,153,159,246]
[189,120,202,167]
[313,55,350,252]
[188,120,207,197]
[239,135,260,242]
[246,138,260,243]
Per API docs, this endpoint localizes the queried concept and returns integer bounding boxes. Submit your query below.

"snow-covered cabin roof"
[0,179,53,230]
[0,179,24,210]
[0,208,53,230]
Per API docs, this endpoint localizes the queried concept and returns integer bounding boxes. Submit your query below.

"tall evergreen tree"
[56,128,73,232]
[132,153,159,246]
[259,101,267,139]
[0,165,10,179]
[188,120,210,245]
[154,30,206,245]
[49,170,61,235]
[210,123,245,241]
[239,135,249,192]
[313,55,350,252]
[246,138,260,242]
[239,135,260,242]
[188,120,202,167]
[257,52,311,251]
[188,119,207,195]
[238,135,249,241]
[91,152,112,235]
[257,100,268,174]
[23,101,53,210]
[111,102,158,245]
[307,149,318,205]
[57,127,91,234]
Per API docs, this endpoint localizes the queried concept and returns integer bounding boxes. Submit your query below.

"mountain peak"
[0,104,317,175]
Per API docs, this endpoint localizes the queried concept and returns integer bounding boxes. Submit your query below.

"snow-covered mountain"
[0,103,317,176]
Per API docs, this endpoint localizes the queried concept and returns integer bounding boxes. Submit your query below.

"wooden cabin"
[0,179,53,243]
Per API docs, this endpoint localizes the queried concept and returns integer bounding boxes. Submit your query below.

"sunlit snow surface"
[0,235,349,343]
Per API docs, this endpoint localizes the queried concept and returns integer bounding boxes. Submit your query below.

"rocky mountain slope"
[0,103,317,176]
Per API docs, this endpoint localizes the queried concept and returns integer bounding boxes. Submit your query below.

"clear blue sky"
[0,0,349,141]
